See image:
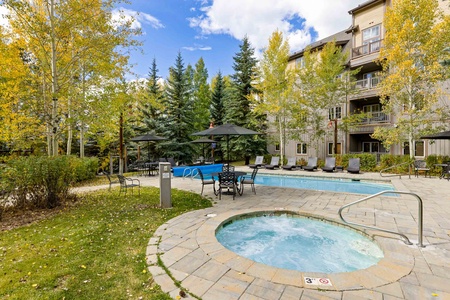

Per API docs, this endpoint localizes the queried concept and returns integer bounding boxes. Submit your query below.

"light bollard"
[159,162,172,208]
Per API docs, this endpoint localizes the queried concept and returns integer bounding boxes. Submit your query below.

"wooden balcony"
[352,40,382,59]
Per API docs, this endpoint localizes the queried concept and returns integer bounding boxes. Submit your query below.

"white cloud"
[112,8,164,30]
[189,0,362,53]
[182,44,212,51]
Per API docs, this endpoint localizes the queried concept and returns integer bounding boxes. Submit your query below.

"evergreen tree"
[160,52,194,163]
[227,36,266,162]
[210,71,226,126]
[192,58,211,131]
[134,58,164,160]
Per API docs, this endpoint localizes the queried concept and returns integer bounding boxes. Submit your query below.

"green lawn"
[0,187,212,299]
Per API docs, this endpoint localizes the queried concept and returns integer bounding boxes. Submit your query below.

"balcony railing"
[354,77,380,90]
[352,40,382,58]
[361,111,390,124]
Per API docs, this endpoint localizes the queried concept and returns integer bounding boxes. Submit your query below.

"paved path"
[83,168,450,299]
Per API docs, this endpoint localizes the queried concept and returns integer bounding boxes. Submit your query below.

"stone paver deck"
[87,167,450,299]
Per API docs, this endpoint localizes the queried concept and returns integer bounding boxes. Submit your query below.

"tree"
[192,58,211,131]
[227,36,263,162]
[3,0,140,156]
[293,41,357,154]
[254,30,293,165]
[373,0,450,159]
[160,52,195,163]
[210,71,227,126]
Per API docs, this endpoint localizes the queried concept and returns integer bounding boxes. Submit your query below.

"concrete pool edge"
[196,208,414,291]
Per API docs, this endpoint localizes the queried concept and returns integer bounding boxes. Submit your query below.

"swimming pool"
[216,212,384,273]
[254,174,394,195]
[195,173,394,195]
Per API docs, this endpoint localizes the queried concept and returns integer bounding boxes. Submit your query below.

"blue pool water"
[216,213,384,273]
[196,173,394,195]
[254,174,394,195]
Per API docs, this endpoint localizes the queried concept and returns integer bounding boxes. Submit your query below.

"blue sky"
[0,0,364,81]
[117,0,364,81]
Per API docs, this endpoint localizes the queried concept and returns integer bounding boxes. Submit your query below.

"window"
[296,143,307,154]
[403,142,410,155]
[362,72,379,88]
[296,57,305,68]
[362,24,381,53]
[415,141,424,156]
[328,143,342,155]
[403,141,424,156]
[363,142,379,153]
[275,143,280,151]
[328,107,342,120]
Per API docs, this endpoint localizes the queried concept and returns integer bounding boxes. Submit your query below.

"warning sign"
[304,277,333,286]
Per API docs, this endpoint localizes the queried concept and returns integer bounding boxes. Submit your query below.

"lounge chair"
[239,168,258,195]
[347,158,360,174]
[303,157,318,171]
[265,156,280,169]
[322,157,336,172]
[282,157,299,170]
[167,157,176,167]
[249,156,264,169]
[413,160,430,178]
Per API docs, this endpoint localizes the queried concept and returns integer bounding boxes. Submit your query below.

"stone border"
[196,208,414,291]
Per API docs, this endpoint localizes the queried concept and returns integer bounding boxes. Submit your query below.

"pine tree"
[210,71,226,126]
[160,52,195,163]
[226,36,265,162]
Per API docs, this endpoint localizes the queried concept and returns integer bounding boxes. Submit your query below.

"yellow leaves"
[80,265,87,269]
[142,269,147,274]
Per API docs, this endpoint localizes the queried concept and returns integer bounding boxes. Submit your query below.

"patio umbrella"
[131,134,167,161]
[420,130,450,140]
[191,137,217,159]
[191,123,261,162]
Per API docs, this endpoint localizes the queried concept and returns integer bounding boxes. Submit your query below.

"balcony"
[352,40,382,59]
[361,111,389,124]
[354,77,379,90]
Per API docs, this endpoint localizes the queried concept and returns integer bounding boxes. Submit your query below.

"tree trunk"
[50,0,59,156]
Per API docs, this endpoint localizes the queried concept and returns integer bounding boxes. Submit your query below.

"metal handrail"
[379,162,412,179]
[182,168,193,178]
[338,190,424,247]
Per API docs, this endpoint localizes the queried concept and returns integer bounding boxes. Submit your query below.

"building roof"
[289,29,352,62]
[348,0,384,15]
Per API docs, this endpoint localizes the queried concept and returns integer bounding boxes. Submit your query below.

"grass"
[0,186,212,299]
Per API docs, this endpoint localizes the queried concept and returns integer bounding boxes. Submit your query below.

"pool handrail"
[379,162,413,179]
[338,190,424,247]
[182,167,193,178]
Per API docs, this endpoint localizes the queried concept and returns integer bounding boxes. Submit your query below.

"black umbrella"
[191,123,261,162]
[131,134,167,161]
[191,137,217,159]
[420,130,450,140]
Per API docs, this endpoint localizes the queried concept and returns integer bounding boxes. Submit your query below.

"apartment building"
[276,0,450,161]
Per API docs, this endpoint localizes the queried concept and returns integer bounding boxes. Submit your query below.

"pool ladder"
[338,190,424,247]
[182,167,198,179]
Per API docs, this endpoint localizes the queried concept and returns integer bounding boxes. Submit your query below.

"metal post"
[159,162,172,208]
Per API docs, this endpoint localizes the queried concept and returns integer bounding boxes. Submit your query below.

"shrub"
[3,156,77,209]
[69,156,99,182]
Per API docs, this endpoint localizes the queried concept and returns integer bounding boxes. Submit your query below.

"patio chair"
[117,175,141,195]
[282,157,299,170]
[445,162,450,180]
[238,168,258,195]
[322,157,336,172]
[103,172,119,190]
[414,160,430,178]
[303,157,318,171]
[249,156,264,169]
[222,164,235,172]
[265,156,280,169]
[196,168,217,195]
[347,158,360,174]
[218,172,237,200]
